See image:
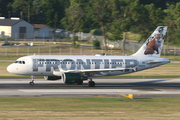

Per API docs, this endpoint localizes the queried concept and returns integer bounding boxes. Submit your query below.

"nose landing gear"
[29,75,35,86]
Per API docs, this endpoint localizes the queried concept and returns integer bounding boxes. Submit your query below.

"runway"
[0,78,180,97]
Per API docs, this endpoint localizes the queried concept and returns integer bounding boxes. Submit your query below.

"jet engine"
[61,73,87,84]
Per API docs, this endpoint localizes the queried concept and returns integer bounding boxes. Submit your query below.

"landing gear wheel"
[29,81,34,86]
[88,81,95,87]
[77,80,83,85]
[29,75,35,86]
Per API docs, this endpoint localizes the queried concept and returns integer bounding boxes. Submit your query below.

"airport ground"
[1,97,180,120]
[1,78,180,119]
[1,78,180,97]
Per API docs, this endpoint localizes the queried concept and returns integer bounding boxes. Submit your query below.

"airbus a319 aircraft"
[7,26,170,87]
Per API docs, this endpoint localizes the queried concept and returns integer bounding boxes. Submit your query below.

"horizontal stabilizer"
[147,61,170,64]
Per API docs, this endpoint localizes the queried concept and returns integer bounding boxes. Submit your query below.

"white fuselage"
[7,55,170,77]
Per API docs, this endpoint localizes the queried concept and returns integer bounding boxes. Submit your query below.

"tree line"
[0,0,180,49]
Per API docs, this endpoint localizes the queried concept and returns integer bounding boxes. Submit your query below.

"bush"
[90,29,102,35]
[75,43,80,48]
[83,29,93,33]
[129,26,140,33]
[74,36,78,41]
[71,43,80,48]
[92,40,101,49]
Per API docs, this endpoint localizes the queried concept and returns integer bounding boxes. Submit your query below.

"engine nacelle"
[62,73,87,84]
[44,76,61,81]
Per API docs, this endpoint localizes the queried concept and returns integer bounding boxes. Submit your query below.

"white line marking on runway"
[18,89,180,95]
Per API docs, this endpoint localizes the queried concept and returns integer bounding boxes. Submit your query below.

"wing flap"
[53,67,138,76]
[67,68,125,73]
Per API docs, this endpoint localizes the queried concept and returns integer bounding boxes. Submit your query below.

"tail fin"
[132,26,167,57]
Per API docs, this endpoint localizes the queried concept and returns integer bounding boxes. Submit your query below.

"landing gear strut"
[88,78,95,87]
[29,75,34,86]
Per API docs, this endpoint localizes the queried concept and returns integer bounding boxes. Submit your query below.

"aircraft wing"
[53,68,130,76]
[66,68,125,73]
[147,61,169,64]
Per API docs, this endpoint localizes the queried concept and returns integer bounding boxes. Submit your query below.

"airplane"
[7,26,170,87]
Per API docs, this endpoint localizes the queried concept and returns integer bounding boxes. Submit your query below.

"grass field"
[0,43,133,56]
[0,97,180,120]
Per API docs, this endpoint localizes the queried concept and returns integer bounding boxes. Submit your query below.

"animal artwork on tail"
[144,26,166,55]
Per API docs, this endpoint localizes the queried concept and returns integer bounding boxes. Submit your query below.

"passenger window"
[23,61,25,64]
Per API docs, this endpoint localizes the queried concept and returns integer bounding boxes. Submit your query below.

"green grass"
[0,56,23,60]
[126,32,141,41]
[0,97,180,119]
[161,55,180,61]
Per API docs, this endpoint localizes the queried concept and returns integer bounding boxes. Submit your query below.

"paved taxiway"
[0,78,180,97]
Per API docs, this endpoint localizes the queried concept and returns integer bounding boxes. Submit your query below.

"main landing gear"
[88,78,95,87]
[29,75,34,86]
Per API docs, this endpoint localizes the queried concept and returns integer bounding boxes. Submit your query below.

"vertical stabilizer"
[132,26,167,57]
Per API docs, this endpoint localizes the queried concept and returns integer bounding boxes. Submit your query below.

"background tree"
[125,0,151,42]
[164,2,180,45]
[140,0,179,9]
[145,3,165,29]
[89,0,116,51]
[0,0,13,18]
[107,0,130,53]
[1,0,180,47]
[42,0,65,27]
[61,0,84,48]
[12,0,32,22]
[107,0,148,53]
[31,0,45,24]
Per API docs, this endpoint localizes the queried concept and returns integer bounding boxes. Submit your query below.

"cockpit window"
[14,61,25,64]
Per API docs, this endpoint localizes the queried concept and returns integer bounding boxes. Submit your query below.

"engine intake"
[44,76,61,81]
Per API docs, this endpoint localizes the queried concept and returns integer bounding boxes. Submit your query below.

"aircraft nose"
[7,64,13,73]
